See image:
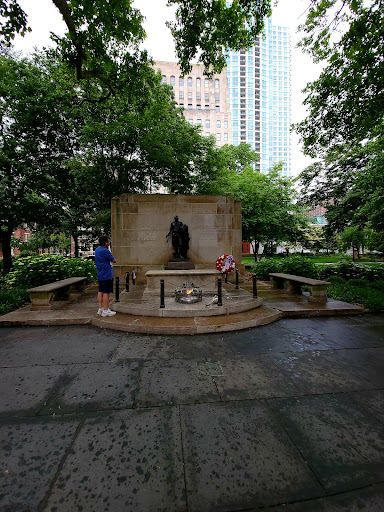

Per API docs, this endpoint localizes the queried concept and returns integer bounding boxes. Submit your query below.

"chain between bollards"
[253,274,258,299]
[160,279,165,309]
[115,276,120,302]
[217,278,223,307]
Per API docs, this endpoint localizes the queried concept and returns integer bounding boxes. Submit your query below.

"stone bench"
[27,277,87,311]
[269,273,331,303]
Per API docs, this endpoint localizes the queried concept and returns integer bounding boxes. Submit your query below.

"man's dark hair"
[99,235,109,246]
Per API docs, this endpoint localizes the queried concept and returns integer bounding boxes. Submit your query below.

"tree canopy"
[296,0,384,245]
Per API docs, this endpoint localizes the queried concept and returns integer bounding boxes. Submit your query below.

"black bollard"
[225,272,228,283]
[235,269,239,290]
[253,274,258,299]
[125,272,130,292]
[217,278,223,307]
[160,279,165,309]
[115,276,120,302]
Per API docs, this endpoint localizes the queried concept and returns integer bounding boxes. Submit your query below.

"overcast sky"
[13,0,322,177]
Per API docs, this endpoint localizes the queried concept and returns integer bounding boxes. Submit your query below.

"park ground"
[1,315,384,511]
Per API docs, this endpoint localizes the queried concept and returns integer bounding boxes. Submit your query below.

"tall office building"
[154,61,232,147]
[226,18,291,176]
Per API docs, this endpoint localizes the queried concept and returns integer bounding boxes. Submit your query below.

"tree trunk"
[74,235,79,258]
[0,225,13,273]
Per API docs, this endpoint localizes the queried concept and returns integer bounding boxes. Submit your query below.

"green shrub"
[251,258,282,279]
[327,275,345,284]
[280,255,318,279]
[347,278,367,287]
[6,255,97,288]
[0,285,29,316]
[370,280,384,291]
[318,262,384,282]
[328,282,384,312]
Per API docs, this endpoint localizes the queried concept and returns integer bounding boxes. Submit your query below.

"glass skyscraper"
[226,18,291,176]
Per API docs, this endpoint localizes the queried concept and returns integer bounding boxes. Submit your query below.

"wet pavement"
[1,314,384,511]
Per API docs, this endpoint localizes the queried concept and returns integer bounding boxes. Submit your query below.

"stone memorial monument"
[111,194,242,283]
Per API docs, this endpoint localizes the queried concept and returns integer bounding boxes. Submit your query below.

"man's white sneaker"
[97,308,104,315]
[101,309,116,317]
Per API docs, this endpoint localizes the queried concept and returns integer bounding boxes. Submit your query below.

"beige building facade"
[154,61,232,146]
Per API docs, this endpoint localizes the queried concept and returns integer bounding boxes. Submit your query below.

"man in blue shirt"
[95,235,117,317]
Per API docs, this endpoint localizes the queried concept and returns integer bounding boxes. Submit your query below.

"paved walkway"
[1,314,384,511]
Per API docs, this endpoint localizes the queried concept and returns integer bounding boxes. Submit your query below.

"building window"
[188,119,193,124]
[216,133,221,141]
[170,75,175,86]
[205,104,209,110]
[196,78,201,89]
[188,104,193,109]
[196,104,201,109]
[215,106,220,112]
[188,91,192,100]
[196,92,201,100]
[179,103,184,108]
[179,77,184,87]
[179,91,184,99]
[197,119,202,125]
[205,93,209,102]
[224,120,228,129]
[162,75,166,84]
[188,77,192,87]
[206,132,210,137]
[205,119,210,127]
[205,78,209,89]
[215,93,220,101]
[217,120,221,128]
[215,79,219,89]
[224,133,228,141]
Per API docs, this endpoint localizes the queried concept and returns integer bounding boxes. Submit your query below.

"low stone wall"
[111,194,242,282]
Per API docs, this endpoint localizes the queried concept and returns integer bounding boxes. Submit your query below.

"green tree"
[1,0,272,87]
[339,226,366,261]
[168,0,271,75]
[0,52,79,272]
[296,0,384,241]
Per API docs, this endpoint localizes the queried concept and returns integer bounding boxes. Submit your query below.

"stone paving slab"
[0,416,80,511]
[212,355,302,400]
[135,359,221,407]
[0,365,66,418]
[267,394,384,494]
[348,389,384,424]
[111,334,174,360]
[0,325,121,367]
[38,361,140,415]
[45,408,186,512]
[270,350,373,394]
[332,348,384,386]
[225,319,342,355]
[266,482,384,511]
[180,401,323,511]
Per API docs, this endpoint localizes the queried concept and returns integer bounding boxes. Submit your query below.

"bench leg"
[270,276,284,289]
[54,286,71,300]
[286,281,302,295]
[30,292,54,311]
[70,281,86,295]
[308,285,328,303]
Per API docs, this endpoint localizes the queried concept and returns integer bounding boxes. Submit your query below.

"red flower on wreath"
[216,254,236,274]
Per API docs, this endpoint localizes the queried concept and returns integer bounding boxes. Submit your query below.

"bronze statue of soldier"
[166,216,190,259]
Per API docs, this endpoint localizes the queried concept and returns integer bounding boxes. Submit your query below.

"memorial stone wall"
[111,194,242,282]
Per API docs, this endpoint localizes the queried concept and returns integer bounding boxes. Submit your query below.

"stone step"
[91,306,282,335]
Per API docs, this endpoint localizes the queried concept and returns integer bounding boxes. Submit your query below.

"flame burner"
[175,282,203,304]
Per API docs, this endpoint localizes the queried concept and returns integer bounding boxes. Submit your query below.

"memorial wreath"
[216,254,236,274]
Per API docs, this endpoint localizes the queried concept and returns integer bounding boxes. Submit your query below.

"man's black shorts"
[98,278,113,294]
